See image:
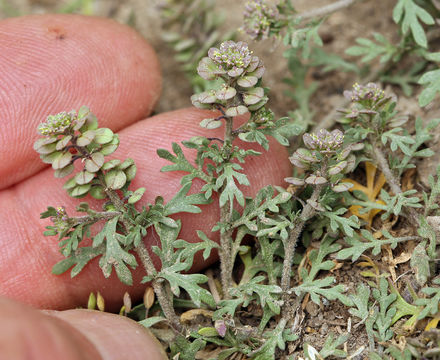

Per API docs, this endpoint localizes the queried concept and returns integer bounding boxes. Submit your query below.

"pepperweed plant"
[34,0,440,357]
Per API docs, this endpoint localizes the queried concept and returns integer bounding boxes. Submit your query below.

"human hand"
[0,14,291,358]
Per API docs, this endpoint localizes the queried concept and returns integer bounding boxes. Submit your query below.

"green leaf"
[233,186,291,231]
[138,316,167,328]
[52,245,104,278]
[410,241,430,286]
[346,33,397,63]
[216,163,249,210]
[128,187,146,204]
[293,237,353,306]
[157,269,214,308]
[348,283,370,321]
[418,69,440,107]
[251,320,287,360]
[337,230,403,261]
[318,332,349,358]
[415,278,440,320]
[393,0,434,48]
[322,208,359,237]
[174,231,219,268]
[97,217,137,285]
[164,182,211,215]
[381,127,415,155]
[372,278,397,342]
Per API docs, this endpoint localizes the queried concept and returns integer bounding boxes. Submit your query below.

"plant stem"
[281,183,324,305]
[300,0,356,19]
[136,244,183,332]
[218,116,234,299]
[96,173,182,332]
[369,136,420,227]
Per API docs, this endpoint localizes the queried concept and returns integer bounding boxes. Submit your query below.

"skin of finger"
[0,108,291,310]
[0,14,161,189]
[0,297,102,360]
[46,309,167,360]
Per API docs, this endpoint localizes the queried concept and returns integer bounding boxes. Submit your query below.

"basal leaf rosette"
[286,129,363,193]
[34,107,135,199]
[192,41,267,126]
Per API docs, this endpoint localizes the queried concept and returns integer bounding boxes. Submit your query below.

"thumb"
[0,297,167,360]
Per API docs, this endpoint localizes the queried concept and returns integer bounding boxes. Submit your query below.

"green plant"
[33,0,440,358]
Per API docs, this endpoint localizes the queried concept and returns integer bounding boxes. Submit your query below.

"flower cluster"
[241,0,280,40]
[34,107,136,198]
[192,41,267,128]
[344,82,385,103]
[38,111,75,136]
[339,83,399,128]
[286,129,362,193]
[208,41,253,74]
[303,129,344,153]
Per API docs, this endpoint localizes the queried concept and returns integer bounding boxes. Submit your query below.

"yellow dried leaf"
[180,309,213,324]
[425,314,440,331]
[345,162,386,227]
[143,287,155,310]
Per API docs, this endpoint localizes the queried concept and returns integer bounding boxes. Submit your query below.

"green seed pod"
[102,159,122,171]
[75,171,95,185]
[200,118,223,129]
[94,128,114,145]
[100,136,120,155]
[76,130,96,146]
[52,152,73,170]
[105,170,127,190]
[85,152,105,173]
[89,186,107,200]
[55,135,72,151]
[87,292,97,310]
[124,164,137,182]
[54,164,74,178]
[69,184,92,197]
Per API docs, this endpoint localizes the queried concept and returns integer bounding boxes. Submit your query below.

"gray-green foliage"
[157,0,235,92]
[35,1,440,357]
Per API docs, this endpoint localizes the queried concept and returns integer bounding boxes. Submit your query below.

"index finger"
[0,14,161,189]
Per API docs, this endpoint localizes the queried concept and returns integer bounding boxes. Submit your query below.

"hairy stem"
[281,184,324,298]
[369,136,420,227]
[300,0,356,19]
[95,170,182,331]
[136,245,183,332]
[218,116,234,299]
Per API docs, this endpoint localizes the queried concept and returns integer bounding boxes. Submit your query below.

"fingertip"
[47,309,168,360]
[0,14,161,188]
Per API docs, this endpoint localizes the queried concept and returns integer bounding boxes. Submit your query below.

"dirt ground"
[2,0,440,358]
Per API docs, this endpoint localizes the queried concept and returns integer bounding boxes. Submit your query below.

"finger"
[0,14,161,189]
[0,297,166,360]
[0,108,291,310]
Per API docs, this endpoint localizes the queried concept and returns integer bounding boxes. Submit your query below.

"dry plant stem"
[369,136,420,227]
[300,0,356,20]
[281,183,325,306]
[218,116,235,299]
